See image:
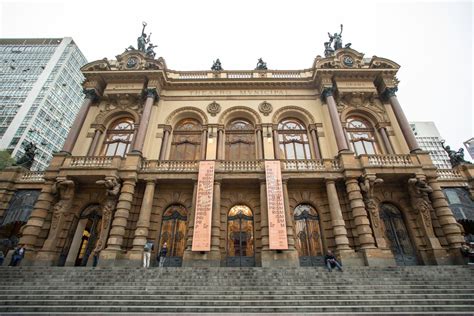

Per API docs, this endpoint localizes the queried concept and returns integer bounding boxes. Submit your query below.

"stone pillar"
[309,125,322,159]
[428,179,464,258]
[260,180,269,252]
[183,180,199,266]
[18,181,56,265]
[159,127,171,160]
[256,128,264,160]
[87,127,103,156]
[378,126,394,154]
[272,129,280,159]
[132,88,157,154]
[383,87,420,152]
[345,179,376,249]
[200,129,208,160]
[325,179,352,254]
[322,88,349,152]
[217,128,225,160]
[62,89,98,154]
[129,180,156,264]
[209,180,221,265]
[99,179,136,266]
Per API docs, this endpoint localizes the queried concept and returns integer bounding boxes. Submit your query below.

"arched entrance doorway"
[293,204,324,266]
[158,204,188,267]
[226,205,255,267]
[62,205,102,266]
[380,203,417,266]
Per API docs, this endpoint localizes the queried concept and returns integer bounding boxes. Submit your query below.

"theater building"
[2,46,473,268]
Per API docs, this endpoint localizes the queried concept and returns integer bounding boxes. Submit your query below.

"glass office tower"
[0,38,87,170]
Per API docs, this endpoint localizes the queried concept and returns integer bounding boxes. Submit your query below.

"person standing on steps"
[143,240,154,268]
[10,245,25,266]
[158,242,168,268]
[325,250,343,272]
[0,250,4,266]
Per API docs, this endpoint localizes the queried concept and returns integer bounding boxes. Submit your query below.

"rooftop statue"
[146,43,158,59]
[325,24,352,57]
[442,141,472,167]
[211,58,223,71]
[255,58,267,70]
[14,141,37,170]
[137,22,151,52]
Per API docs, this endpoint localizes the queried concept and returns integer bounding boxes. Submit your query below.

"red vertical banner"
[192,161,215,251]
[265,161,288,250]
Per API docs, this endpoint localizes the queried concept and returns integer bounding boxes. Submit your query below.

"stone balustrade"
[66,156,115,168]
[18,171,45,182]
[366,154,414,167]
[437,168,465,180]
[282,159,325,171]
[141,160,198,172]
[216,160,264,172]
[167,70,309,80]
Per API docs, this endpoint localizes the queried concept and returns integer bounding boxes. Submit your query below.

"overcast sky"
[1,0,472,156]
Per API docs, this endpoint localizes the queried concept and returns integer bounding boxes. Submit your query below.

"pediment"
[81,58,111,71]
[369,56,400,69]
[314,48,365,69]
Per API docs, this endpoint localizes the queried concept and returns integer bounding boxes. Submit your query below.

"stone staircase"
[0,265,473,314]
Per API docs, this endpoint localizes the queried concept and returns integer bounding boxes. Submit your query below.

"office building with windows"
[410,122,451,169]
[0,38,87,170]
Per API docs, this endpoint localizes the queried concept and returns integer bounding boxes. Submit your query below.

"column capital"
[83,88,99,101]
[321,86,335,101]
[382,86,398,101]
[145,87,159,101]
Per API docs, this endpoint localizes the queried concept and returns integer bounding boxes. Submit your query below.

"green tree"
[0,150,15,170]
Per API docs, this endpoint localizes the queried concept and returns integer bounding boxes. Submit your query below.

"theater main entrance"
[380,203,417,266]
[293,204,325,266]
[226,205,255,267]
[158,204,188,267]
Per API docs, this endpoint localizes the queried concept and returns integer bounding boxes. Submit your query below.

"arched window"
[346,117,378,155]
[170,119,202,161]
[101,118,134,157]
[277,118,311,159]
[225,119,256,160]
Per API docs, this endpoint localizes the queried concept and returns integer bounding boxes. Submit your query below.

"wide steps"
[0,266,472,314]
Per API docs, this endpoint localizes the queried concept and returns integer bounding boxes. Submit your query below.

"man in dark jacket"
[325,250,343,272]
[158,242,167,267]
[10,245,26,266]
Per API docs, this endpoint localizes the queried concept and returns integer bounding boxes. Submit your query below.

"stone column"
[384,87,420,152]
[256,128,264,160]
[309,125,322,159]
[322,88,349,152]
[99,179,136,266]
[345,178,376,250]
[132,88,157,154]
[428,179,464,250]
[182,180,198,266]
[18,181,56,265]
[62,89,98,154]
[378,126,394,154]
[282,179,296,252]
[87,127,103,156]
[159,127,171,160]
[260,180,269,252]
[272,129,280,159]
[217,128,225,160]
[130,180,156,257]
[325,179,351,252]
[209,180,221,265]
[200,129,208,160]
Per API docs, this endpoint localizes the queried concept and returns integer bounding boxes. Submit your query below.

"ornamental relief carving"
[336,92,389,122]
[94,96,142,125]
[258,101,273,116]
[207,101,221,117]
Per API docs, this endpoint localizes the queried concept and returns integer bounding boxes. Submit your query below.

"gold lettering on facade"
[192,161,215,251]
[265,161,289,250]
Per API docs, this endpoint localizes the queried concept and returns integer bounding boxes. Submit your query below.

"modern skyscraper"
[410,121,452,169]
[0,38,87,170]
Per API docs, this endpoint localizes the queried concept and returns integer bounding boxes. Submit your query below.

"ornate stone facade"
[1,47,473,268]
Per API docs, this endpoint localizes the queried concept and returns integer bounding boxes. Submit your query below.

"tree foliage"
[0,150,15,170]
